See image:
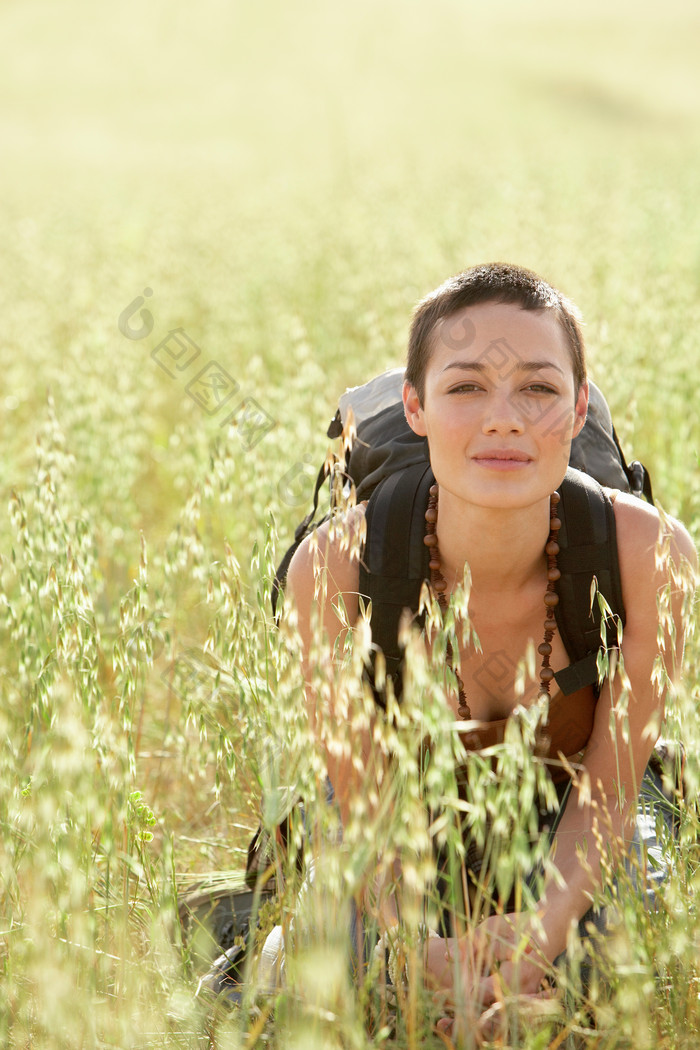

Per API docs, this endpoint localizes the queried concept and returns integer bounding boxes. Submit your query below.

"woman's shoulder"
[611,491,697,572]
[611,492,697,630]
[285,503,367,622]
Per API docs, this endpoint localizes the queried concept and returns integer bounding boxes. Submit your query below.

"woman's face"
[403,301,589,510]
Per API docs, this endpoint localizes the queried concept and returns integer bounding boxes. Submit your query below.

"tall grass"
[1,0,699,1045]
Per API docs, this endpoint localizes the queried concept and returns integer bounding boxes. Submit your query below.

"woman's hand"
[434,914,554,1042]
[424,935,457,995]
[425,914,549,1001]
[426,934,487,1041]
[468,912,550,1002]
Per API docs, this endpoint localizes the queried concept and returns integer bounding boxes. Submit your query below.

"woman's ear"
[403,380,427,436]
[572,381,589,439]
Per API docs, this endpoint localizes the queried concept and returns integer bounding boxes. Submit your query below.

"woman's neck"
[434,487,552,594]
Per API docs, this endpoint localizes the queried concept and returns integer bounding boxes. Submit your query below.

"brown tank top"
[457,684,597,783]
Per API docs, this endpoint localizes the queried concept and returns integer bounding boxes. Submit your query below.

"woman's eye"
[524,383,557,395]
[449,383,482,394]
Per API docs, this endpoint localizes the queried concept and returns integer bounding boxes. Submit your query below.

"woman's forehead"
[429,301,573,372]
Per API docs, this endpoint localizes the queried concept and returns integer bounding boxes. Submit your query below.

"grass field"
[1,0,700,1046]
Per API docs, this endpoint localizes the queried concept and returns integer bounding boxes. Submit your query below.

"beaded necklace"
[423,484,562,718]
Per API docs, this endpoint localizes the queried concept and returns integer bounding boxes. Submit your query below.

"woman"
[285,263,696,1033]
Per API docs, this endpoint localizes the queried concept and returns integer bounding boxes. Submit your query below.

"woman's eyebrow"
[441,359,565,375]
[518,360,565,374]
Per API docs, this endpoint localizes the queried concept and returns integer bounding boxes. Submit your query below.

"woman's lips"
[472,451,533,470]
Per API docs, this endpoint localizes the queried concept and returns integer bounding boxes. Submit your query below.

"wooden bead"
[424,534,437,547]
[545,540,560,556]
[429,557,440,570]
[539,666,555,683]
[433,579,447,593]
[425,507,437,524]
[457,705,471,719]
[544,591,559,608]
[429,484,439,498]
[550,491,560,505]
[547,567,561,581]
[538,642,552,656]
[550,516,562,531]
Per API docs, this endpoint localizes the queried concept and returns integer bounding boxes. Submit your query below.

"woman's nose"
[481,390,525,435]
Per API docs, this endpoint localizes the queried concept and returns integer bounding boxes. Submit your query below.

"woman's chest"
[451,599,572,722]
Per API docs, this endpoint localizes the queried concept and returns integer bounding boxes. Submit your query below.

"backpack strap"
[271,460,331,618]
[360,464,625,700]
[611,426,654,502]
[552,467,626,695]
[359,462,434,686]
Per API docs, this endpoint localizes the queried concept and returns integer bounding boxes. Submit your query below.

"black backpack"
[273,370,652,696]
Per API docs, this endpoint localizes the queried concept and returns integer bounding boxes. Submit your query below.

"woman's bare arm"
[473,495,697,1000]
[284,506,367,829]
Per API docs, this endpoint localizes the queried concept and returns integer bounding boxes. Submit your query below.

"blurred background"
[2,0,699,530]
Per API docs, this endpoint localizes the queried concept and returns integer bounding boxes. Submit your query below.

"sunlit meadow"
[1,0,700,1046]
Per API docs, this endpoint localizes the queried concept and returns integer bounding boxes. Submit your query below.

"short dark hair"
[406,263,587,403]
